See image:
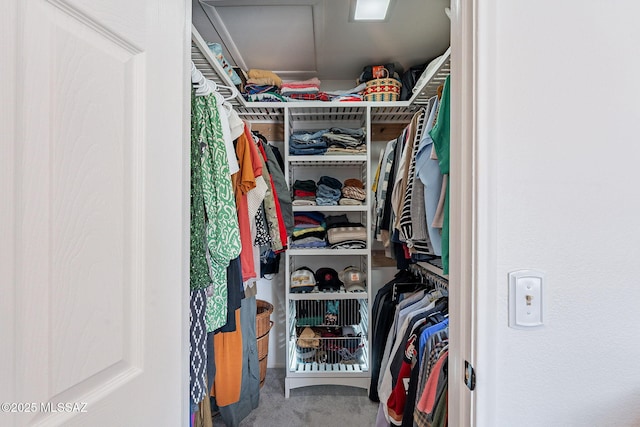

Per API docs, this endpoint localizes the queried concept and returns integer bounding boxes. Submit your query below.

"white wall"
[475,1,640,425]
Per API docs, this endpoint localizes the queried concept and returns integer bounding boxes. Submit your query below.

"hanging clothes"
[429,75,451,274]
[191,91,242,332]
[415,96,443,256]
[232,124,258,282]
[370,266,449,427]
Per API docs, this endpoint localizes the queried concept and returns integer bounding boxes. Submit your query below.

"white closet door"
[1,0,190,426]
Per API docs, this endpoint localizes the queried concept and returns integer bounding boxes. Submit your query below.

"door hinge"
[464,360,476,391]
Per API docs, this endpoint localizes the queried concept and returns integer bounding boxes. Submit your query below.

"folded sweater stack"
[291,212,327,249]
[292,179,317,206]
[244,69,284,102]
[246,69,283,87]
[324,127,366,155]
[324,214,367,249]
[340,178,366,205]
[316,176,342,206]
[280,78,321,97]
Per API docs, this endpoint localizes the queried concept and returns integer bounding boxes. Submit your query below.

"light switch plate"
[508,269,544,329]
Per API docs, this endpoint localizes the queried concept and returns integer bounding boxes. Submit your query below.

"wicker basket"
[256,299,274,338]
[363,69,402,102]
[257,321,273,359]
[259,355,267,388]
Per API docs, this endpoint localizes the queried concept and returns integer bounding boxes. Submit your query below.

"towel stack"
[290,212,327,249]
[316,176,343,206]
[339,178,366,205]
[292,180,317,206]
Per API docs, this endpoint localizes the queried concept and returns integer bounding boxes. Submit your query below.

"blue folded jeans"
[291,129,329,143]
[290,139,328,150]
[289,146,327,155]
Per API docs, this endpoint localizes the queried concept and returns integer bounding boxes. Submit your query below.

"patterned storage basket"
[363,69,402,102]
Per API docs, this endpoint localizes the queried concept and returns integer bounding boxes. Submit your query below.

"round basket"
[363,69,401,102]
[257,321,273,360]
[256,299,274,338]
[259,355,267,388]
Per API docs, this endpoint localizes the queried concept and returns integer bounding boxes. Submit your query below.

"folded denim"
[325,140,365,149]
[316,197,338,206]
[289,146,327,156]
[289,139,328,149]
[318,176,343,190]
[291,129,329,142]
[323,134,363,146]
[316,184,341,199]
[326,146,366,154]
[329,127,366,138]
[290,239,327,248]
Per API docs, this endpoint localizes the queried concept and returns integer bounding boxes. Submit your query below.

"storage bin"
[256,299,274,338]
[257,321,273,360]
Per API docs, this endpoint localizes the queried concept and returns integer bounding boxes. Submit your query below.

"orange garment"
[232,125,257,281]
[246,126,263,181]
[210,308,243,406]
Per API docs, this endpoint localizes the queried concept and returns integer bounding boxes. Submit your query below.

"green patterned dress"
[191,91,242,332]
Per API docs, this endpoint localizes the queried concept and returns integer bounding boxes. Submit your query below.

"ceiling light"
[353,0,391,21]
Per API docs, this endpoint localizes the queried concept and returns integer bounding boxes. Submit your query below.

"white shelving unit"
[283,104,373,397]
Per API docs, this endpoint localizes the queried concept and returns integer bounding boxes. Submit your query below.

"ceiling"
[192,0,450,87]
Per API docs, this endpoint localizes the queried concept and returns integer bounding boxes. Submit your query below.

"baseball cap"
[290,267,316,293]
[339,266,367,292]
[315,267,343,292]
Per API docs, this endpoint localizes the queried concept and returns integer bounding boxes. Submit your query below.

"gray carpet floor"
[213,368,379,426]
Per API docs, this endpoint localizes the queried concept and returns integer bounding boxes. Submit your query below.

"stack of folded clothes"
[292,179,317,206]
[290,212,327,248]
[244,69,285,102]
[323,127,366,154]
[316,176,342,206]
[289,129,329,155]
[280,78,322,99]
[325,214,367,249]
[339,178,367,205]
[325,83,367,102]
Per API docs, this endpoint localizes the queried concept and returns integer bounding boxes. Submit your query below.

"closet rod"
[408,263,448,292]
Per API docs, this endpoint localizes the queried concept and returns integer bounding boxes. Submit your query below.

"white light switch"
[509,270,544,328]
